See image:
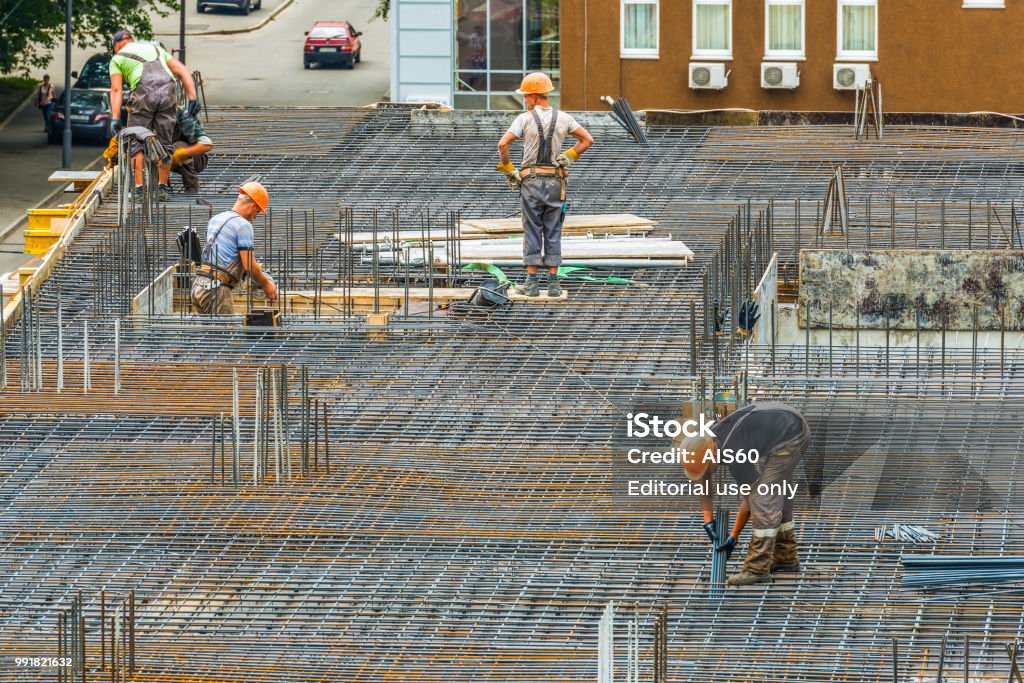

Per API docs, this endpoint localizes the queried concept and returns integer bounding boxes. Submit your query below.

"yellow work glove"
[171,147,192,170]
[496,161,521,192]
[555,148,579,169]
[102,136,119,169]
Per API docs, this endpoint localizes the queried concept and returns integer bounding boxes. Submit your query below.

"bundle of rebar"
[902,555,1024,589]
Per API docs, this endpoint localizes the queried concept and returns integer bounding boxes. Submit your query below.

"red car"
[303,22,363,69]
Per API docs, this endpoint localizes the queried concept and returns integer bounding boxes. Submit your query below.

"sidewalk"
[0,99,101,276]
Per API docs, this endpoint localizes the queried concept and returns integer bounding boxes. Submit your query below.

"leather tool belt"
[520,165,567,180]
[520,165,568,201]
[196,263,237,288]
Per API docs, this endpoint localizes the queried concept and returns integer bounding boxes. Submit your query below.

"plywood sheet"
[335,222,653,246]
[454,238,694,262]
[461,213,655,234]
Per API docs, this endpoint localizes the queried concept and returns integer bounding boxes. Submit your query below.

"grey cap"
[112,30,133,48]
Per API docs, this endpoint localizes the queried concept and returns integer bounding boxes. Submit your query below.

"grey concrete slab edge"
[0,155,103,244]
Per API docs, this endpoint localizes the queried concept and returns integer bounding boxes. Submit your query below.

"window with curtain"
[622,0,658,56]
[838,0,877,58]
[766,0,803,57]
[693,0,731,57]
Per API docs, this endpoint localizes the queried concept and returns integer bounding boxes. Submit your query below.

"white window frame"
[692,0,733,60]
[962,0,1004,7]
[621,0,659,59]
[764,0,805,60]
[836,0,878,62]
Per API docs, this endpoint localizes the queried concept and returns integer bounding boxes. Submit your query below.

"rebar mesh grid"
[1,107,1023,682]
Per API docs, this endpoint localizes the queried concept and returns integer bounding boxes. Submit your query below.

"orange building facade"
[559,0,1024,113]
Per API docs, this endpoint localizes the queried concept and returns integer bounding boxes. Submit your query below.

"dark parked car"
[47,89,114,145]
[303,22,363,69]
[198,0,262,14]
[72,53,111,90]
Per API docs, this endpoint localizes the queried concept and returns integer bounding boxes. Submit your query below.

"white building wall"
[391,0,454,105]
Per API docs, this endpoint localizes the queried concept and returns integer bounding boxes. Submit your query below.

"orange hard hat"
[516,72,555,95]
[239,181,269,213]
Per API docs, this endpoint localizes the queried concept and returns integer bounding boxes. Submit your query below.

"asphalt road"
[1,0,390,277]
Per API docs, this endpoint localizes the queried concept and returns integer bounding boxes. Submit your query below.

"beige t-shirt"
[507,106,580,166]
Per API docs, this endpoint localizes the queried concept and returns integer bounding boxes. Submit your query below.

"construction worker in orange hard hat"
[497,72,594,298]
[681,401,811,587]
[191,182,277,315]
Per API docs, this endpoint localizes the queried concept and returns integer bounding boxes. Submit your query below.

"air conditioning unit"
[833,63,872,91]
[761,62,800,89]
[689,62,729,90]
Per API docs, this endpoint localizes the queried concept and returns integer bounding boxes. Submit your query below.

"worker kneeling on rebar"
[681,401,811,587]
[191,182,278,315]
[496,73,593,297]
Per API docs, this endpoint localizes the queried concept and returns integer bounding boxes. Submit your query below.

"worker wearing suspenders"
[497,73,594,297]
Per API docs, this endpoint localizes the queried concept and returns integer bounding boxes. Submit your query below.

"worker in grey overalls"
[681,401,811,587]
[191,182,278,315]
[497,73,593,297]
[109,30,198,202]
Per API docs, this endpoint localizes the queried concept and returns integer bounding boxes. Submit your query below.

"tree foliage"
[371,0,389,22]
[0,0,177,75]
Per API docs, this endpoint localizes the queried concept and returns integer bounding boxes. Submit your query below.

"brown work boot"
[727,570,772,586]
[516,276,540,297]
[743,533,775,575]
[771,527,800,573]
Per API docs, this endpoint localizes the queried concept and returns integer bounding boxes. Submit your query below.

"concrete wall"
[798,250,1024,331]
[560,0,1024,113]
[391,0,454,105]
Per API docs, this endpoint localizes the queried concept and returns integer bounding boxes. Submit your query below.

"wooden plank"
[454,238,694,262]
[507,289,568,303]
[48,170,102,182]
[460,213,656,234]
[334,223,653,246]
[218,286,572,314]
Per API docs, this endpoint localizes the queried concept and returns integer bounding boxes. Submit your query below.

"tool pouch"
[175,226,203,266]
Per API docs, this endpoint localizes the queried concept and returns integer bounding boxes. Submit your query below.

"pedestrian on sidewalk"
[35,75,57,132]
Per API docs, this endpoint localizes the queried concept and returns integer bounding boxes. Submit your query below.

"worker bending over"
[109,30,198,202]
[171,107,214,193]
[497,73,593,297]
[191,182,278,315]
[682,401,811,586]
[102,105,213,194]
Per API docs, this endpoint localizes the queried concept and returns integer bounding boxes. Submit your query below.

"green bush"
[0,77,37,123]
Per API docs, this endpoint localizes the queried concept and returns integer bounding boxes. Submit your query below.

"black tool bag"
[175,226,203,266]
[468,278,511,308]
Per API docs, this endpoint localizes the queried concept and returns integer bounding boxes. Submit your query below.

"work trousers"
[191,276,235,315]
[172,140,208,191]
[743,424,810,575]
[126,61,177,147]
[520,176,564,267]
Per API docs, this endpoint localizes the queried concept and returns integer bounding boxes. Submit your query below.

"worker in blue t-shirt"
[191,182,277,315]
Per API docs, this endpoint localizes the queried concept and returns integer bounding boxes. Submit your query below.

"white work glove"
[497,161,522,192]
[555,149,580,169]
[505,169,522,192]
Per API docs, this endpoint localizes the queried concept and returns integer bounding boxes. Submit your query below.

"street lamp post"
[179,0,186,64]
[62,0,72,169]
